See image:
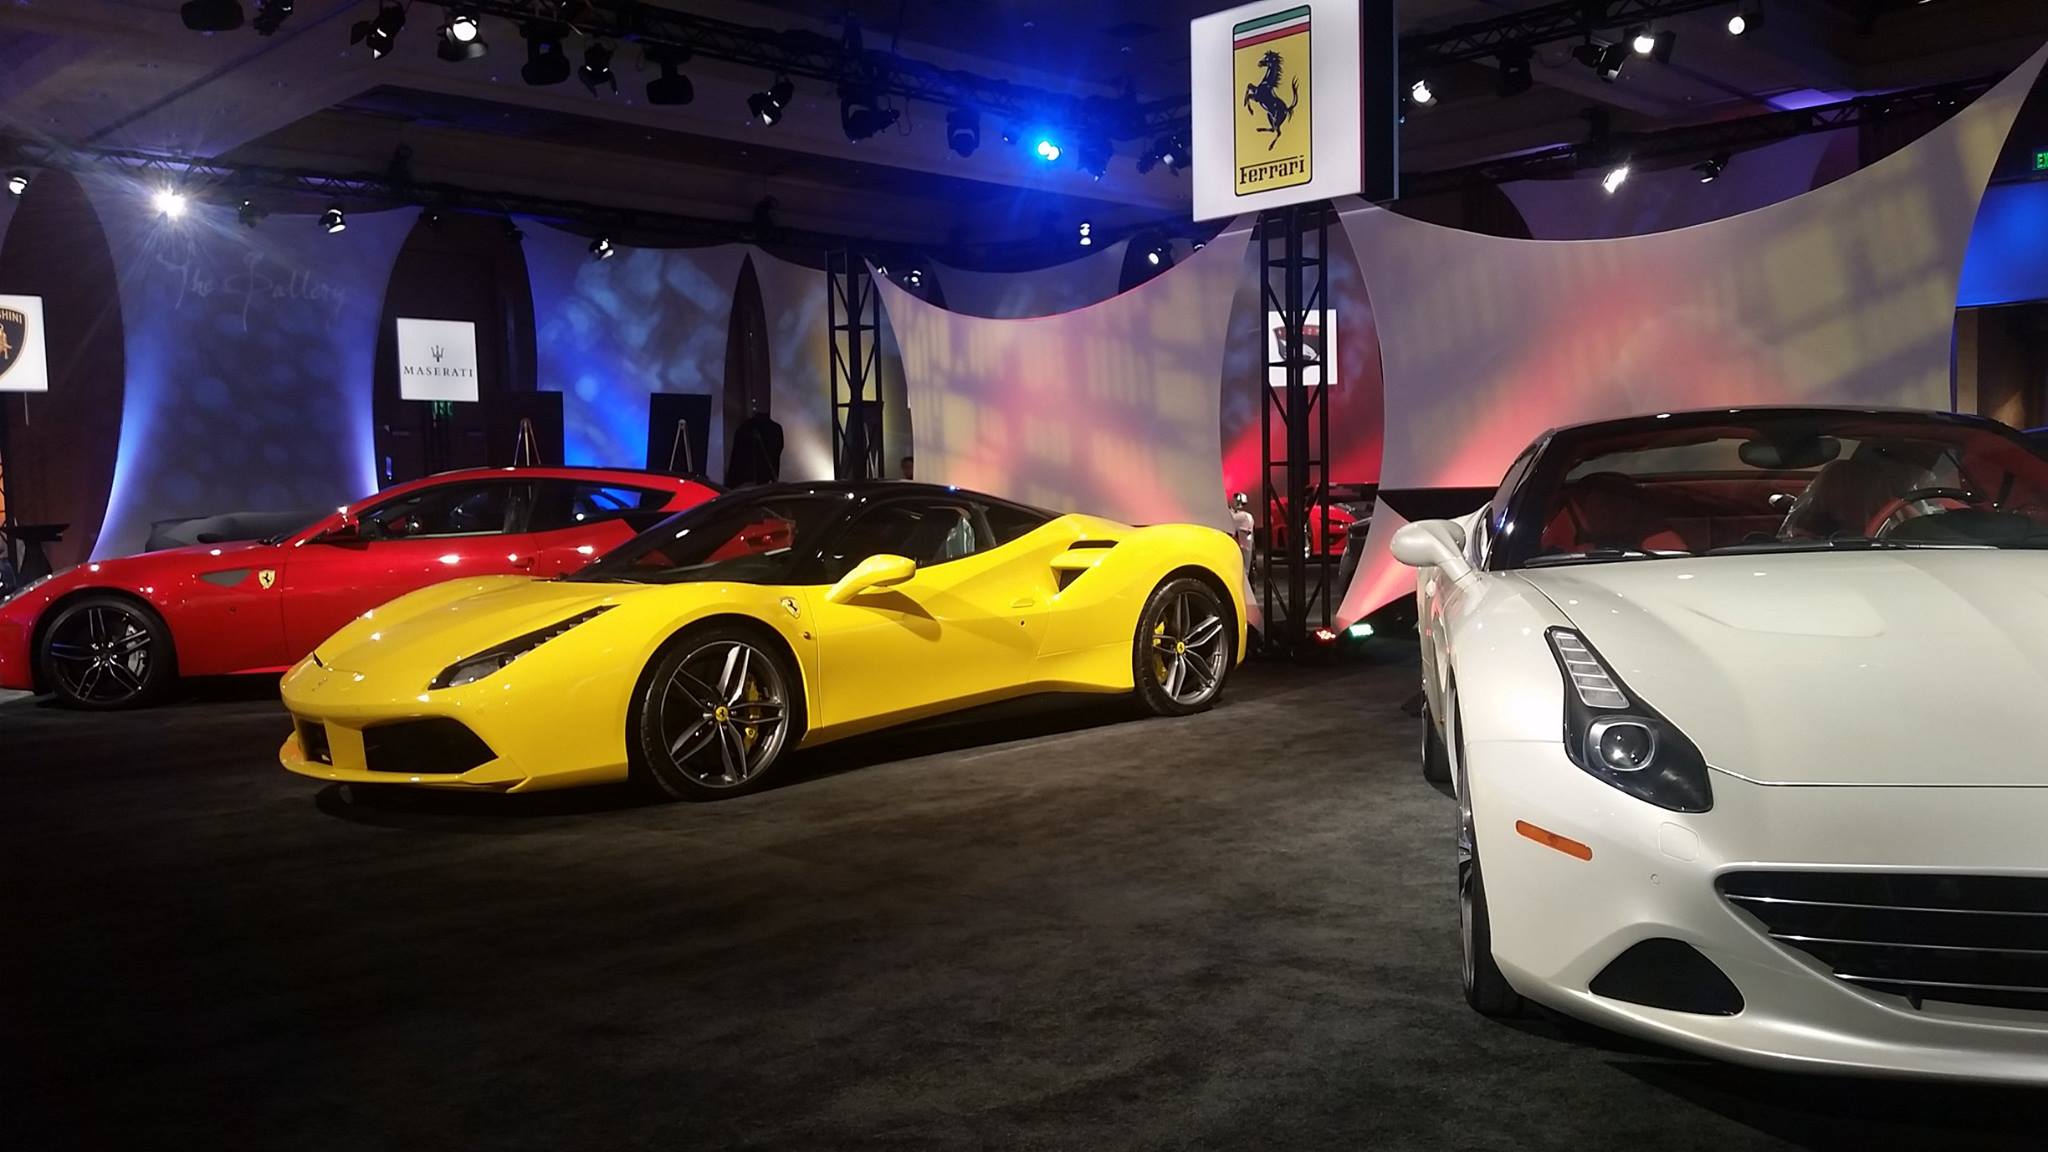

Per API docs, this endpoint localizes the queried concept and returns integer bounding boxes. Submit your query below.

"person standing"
[1230,492,1256,575]
[900,455,915,480]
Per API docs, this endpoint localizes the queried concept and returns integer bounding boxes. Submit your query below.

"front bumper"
[278,655,634,793]
[1468,739,2048,1085]
[0,612,32,691]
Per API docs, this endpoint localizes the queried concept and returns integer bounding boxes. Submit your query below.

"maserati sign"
[396,317,480,402]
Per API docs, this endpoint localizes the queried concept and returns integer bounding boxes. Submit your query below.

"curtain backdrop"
[525,228,746,476]
[1336,46,2048,623]
[930,239,1131,319]
[879,223,1254,530]
[85,181,412,559]
[1502,131,1845,241]
[749,250,836,482]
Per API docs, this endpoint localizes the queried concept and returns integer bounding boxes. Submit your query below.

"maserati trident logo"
[431,345,445,363]
[0,306,25,383]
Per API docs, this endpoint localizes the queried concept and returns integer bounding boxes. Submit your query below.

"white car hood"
[1518,550,2048,787]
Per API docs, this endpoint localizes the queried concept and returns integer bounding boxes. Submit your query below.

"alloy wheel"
[1149,588,1228,707]
[45,604,156,706]
[654,639,791,789]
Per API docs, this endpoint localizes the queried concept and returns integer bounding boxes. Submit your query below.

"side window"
[528,481,671,534]
[361,482,520,540]
[1482,444,1543,565]
[820,500,985,581]
[981,503,1049,546]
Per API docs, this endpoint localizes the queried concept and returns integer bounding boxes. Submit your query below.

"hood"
[1519,550,2048,787]
[315,577,636,679]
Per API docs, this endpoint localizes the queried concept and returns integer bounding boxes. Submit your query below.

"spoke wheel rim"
[655,640,790,789]
[1455,747,1478,994]
[1149,588,1228,706]
[47,605,155,704]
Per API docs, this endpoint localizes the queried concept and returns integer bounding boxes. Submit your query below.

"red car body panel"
[0,467,717,692]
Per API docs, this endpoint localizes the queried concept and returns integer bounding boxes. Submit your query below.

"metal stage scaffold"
[827,250,884,482]
[1256,202,1336,653]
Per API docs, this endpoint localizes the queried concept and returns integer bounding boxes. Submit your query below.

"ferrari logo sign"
[1235,5,1311,196]
[0,306,24,385]
[258,569,277,590]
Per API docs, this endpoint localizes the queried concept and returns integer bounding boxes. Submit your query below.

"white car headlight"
[1546,628,1713,813]
[430,607,613,691]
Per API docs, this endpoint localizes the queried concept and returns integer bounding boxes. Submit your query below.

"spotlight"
[905,268,923,288]
[1630,27,1655,55]
[1602,164,1631,194]
[1035,138,1062,162]
[1728,7,1762,35]
[437,11,487,62]
[5,172,27,197]
[351,0,405,59]
[646,49,694,106]
[946,107,980,157]
[1160,136,1188,173]
[1694,153,1730,183]
[320,205,347,234]
[580,43,616,95]
[179,0,243,32]
[1078,221,1092,247]
[1145,246,1164,267]
[1573,40,1628,81]
[1497,47,1533,97]
[1074,134,1112,180]
[252,0,294,36]
[590,236,615,261]
[153,188,188,219]
[749,76,794,126]
[1136,149,1158,176]
[839,89,899,142]
[520,23,570,86]
[237,198,264,227]
[1409,79,1436,107]
[1651,30,1678,63]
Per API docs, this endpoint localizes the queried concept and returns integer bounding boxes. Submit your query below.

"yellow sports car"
[280,481,1246,800]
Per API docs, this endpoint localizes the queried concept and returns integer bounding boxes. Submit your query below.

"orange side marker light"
[1516,820,1593,861]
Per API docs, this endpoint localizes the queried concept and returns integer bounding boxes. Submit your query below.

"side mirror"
[1390,520,1473,582]
[825,553,918,605]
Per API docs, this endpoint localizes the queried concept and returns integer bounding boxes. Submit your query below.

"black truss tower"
[1257,203,1333,652]
[827,251,882,480]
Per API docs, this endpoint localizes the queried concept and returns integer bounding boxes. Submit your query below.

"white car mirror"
[1391,520,1473,582]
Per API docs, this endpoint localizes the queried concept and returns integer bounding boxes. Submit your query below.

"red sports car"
[0,466,718,709]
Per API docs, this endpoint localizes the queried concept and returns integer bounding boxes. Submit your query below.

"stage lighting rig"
[590,236,616,261]
[1573,40,1630,82]
[352,1,406,59]
[154,188,189,219]
[947,108,980,157]
[839,88,900,142]
[1409,79,1437,107]
[1078,221,1092,247]
[1497,46,1534,97]
[521,23,571,86]
[438,10,487,62]
[252,0,293,35]
[237,198,265,227]
[1035,138,1062,162]
[1694,152,1729,182]
[1728,7,1763,35]
[1602,163,1631,194]
[320,205,347,234]
[749,77,795,126]
[5,172,27,197]
[1074,134,1112,180]
[180,0,243,32]
[581,43,617,95]
[646,47,695,106]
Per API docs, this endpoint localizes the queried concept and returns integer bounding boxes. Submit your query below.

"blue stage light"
[1035,139,1061,162]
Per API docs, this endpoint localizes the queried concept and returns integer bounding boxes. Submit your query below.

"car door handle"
[1010,597,1034,609]
[509,555,535,570]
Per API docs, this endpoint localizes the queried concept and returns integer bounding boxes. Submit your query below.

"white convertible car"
[1393,406,2048,1084]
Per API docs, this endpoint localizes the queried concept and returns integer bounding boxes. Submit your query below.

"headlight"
[1546,628,1712,813]
[431,607,613,690]
[0,573,54,609]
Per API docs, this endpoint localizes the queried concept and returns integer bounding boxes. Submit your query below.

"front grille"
[1719,871,2048,1014]
[361,719,497,776]
[297,720,332,766]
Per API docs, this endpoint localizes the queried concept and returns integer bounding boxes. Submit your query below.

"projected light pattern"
[85,182,412,559]
[1333,46,2047,625]
[931,240,1132,320]
[749,250,839,481]
[878,226,1253,531]
[1957,180,2048,308]
[525,226,744,473]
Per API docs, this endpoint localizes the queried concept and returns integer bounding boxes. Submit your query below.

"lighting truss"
[1402,0,1746,69]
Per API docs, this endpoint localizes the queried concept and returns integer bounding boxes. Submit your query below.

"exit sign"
[2036,149,2048,172]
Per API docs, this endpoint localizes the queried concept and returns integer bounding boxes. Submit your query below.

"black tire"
[1420,696,1451,784]
[37,594,177,710]
[1133,576,1234,717]
[1454,703,1523,1016]
[631,622,804,802]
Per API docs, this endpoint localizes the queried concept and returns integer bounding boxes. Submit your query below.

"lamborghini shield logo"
[0,306,24,385]
[1235,5,1311,196]
[258,569,277,590]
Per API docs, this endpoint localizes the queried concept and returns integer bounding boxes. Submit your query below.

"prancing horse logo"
[258,569,278,590]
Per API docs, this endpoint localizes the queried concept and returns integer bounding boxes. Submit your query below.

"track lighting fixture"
[351,0,405,59]
[947,108,980,157]
[438,10,486,62]
[749,77,795,126]
[180,0,243,32]
[580,42,616,95]
[320,205,347,234]
[520,23,570,86]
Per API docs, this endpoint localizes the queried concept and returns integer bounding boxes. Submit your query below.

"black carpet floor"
[3,645,2041,1150]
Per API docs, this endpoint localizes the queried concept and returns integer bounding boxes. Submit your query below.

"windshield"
[1499,412,2048,568]
[567,492,850,585]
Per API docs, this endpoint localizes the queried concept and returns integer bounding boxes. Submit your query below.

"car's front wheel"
[37,595,176,710]
[1454,708,1522,1016]
[1133,577,1233,716]
[632,623,802,801]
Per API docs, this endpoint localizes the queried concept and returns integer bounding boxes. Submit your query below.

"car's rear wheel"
[1133,577,1232,716]
[633,623,801,801]
[37,595,175,710]
[1454,704,1522,1016]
